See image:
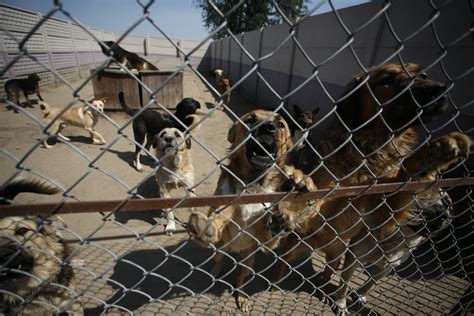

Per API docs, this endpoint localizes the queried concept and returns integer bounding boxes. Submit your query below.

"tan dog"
[40,99,107,148]
[215,69,231,105]
[187,109,316,312]
[0,177,83,315]
[274,132,471,314]
[154,127,195,235]
[273,63,471,314]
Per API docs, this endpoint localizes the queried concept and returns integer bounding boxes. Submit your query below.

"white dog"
[154,127,195,235]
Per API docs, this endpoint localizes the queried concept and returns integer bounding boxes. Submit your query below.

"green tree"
[194,0,309,39]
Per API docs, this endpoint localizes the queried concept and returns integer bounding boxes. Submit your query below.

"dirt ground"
[0,71,470,315]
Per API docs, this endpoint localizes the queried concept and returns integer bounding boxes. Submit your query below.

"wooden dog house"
[91,68,184,110]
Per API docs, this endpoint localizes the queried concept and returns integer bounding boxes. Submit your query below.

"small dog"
[187,109,315,312]
[119,92,201,172]
[0,177,83,315]
[4,74,43,113]
[215,69,231,105]
[40,99,107,148]
[100,41,159,71]
[290,104,319,151]
[154,127,195,235]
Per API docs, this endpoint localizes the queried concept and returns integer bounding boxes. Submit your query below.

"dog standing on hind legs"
[186,109,316,312]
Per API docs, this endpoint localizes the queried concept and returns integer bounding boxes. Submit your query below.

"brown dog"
[274,132,470,314]
[0,177,83,315]
[273,63,470,314]
[40,99,107,148]
[215,69,231,105]
[4,74,43,112]
[187,109,315,312]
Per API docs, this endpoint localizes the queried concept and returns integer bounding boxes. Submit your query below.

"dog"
[0,177,83,315]
[273,132,471,315]
[187,109,316,312]
[271,63,472,314]
[40,98,107,148]
[100,41,158,71]
[154,128,195,235]
[289,104,319,151]
[215,69,231,105]
[4,74,43,113]
[119,91,201,172]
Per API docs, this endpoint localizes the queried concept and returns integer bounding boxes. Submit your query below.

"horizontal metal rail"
[1,177,473,217]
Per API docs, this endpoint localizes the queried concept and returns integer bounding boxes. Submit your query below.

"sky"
[0,0,369,41]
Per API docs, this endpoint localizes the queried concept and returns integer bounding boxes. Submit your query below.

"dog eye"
[419,72,428,79]
[15,227,29,236]
[277,121,285,129]
[245,115,256,125]
[378,76,395,86]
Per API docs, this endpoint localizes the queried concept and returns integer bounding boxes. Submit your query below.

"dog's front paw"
[165,221,176,235]
[326,295,349,316]
[267,209,295,237]
[281,165,316,192]
[429,132,471,171]
[187,212,218,244]
[236,294,251,313]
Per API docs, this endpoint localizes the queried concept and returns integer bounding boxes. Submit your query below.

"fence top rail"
[1,177,472,217]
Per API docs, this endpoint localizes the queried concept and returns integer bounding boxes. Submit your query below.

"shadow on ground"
[83,239,380,315]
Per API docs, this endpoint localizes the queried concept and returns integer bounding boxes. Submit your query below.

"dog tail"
[185,114,201,134]
[118,92,137,116]
[1,176,61,203]
[39,101,51,115]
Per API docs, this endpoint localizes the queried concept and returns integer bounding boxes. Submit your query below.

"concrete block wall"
[0,3,210,97]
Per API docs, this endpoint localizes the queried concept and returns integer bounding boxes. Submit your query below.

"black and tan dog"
[0,177,83,315]
[100,41,158,71]
[4,74,43,113]
[119,92,201,172]
[187,109,316,312]
[272,63,472,314]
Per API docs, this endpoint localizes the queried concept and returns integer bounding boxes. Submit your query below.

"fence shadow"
[104,148,156,170]
[83,239,348,314]
[114,175,164,225]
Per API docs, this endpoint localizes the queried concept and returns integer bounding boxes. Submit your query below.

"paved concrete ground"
[0,71,470,314]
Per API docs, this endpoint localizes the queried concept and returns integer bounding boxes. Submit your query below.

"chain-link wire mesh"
[1,0,473,314]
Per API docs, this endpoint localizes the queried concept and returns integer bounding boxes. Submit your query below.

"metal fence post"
[68,22,82,79]
[37,12,56,85]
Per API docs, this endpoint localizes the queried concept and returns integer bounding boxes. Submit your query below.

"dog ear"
[186,137,192,149]
[293,104,303,116]
[101,98,107,104]
[227,122,237,144]
[151,134,160,149]
[337,74,364,130]
[312,107,320,117]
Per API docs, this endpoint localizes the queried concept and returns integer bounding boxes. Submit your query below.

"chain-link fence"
[1,0,473,314]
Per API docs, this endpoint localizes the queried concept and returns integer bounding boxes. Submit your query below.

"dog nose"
[264,122,277,133]
[164,137,174,143]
